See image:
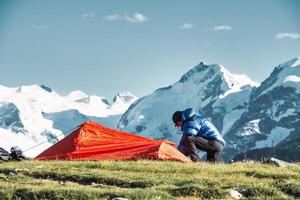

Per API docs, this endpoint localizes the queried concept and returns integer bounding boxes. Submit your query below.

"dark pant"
[178,135,224,163]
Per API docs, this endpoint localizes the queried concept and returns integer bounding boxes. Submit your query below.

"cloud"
[179,23,193,30]
[212,25,232,31]
[104,14,122,21]
[275,32,300,40]
[104,13,148,23]
[124,13,148,23]
[31,24,48,29]
[81,13,95,20]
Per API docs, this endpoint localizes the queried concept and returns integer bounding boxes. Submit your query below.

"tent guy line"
[22,125,81,153]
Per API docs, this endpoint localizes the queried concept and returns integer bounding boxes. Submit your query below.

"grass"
[0,160,299,199]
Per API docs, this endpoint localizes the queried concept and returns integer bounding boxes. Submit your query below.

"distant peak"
[279,57,300,69]
[253,57,300,98]
[271,57,300,81]
[198,61,206,66]
[179,62,211,83]
[178,62,257,86]
[112,91,137,103]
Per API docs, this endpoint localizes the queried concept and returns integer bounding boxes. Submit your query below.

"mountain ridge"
[0,84,137,157]
[0,57,299,161]
[118,57,300,162]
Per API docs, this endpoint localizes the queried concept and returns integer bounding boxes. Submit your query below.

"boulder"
[263,157,293,167]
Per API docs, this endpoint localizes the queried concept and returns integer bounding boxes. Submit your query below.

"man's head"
[172,111,182,127]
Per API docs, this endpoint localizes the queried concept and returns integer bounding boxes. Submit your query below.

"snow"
[284,75,300,82]
[214,85,253,136]
[254,127,293,149]
[0,84,137,157]
[222,109,246,136]
[239,119,261,136]
[67,90,89,101]
[260,57,300,95]
[119,62,259,144]
[0,57,299,158]
[274,108,296,121]
[108,91,138,115]
[201,96,212,108]
[0,127,62,158]
[68,95,110,117]
[219,65,259,99]
[282,75,300,92]
[215,85,253,113]
[138,115,145,121]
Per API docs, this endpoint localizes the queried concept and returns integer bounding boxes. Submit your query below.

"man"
[172,108,225,163]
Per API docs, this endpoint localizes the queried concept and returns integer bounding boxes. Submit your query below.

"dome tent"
[35,121,191,163]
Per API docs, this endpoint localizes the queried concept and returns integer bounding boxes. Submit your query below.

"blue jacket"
[180,108,226,146]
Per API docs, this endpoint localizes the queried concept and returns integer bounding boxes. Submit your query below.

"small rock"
[9,172,15,176]
[263,157,293,167]
[58,181,65,185]
[226,189,243,200]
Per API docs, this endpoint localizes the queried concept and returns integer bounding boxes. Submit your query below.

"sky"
[0,0,300,101]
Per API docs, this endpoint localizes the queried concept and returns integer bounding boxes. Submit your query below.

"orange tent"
[35,121,191,163]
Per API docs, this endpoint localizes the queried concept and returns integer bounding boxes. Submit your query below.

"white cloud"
[275,32,300,40]
[124,13,148,23]
[31,24,48,29]
[81,13,95,20]
[179,23,193,30]
[104,12,148,23]
[104,14,122,21]
[212,25,232,31]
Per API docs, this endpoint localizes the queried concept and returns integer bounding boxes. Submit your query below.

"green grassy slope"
[0,160,299,199]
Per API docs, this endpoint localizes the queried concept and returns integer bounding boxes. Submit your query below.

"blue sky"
[0,0,299,100]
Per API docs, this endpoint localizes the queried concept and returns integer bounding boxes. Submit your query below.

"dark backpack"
[0,146,28,162]
[10,146,26,161]
[0,147,11,162]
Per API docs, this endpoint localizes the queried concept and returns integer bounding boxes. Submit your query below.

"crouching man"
[172,108,225,163]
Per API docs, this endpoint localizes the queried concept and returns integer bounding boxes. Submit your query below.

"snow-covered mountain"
[118,62,258,143]
[1,57,299,162]
[118,58,300,162]
[226,57,300,162]
[0,85,137,157]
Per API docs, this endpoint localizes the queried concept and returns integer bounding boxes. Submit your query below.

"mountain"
[0,84,137,157]
[1,57,299,161]
[118,58,300,162]
[108,91,137,115]
[226,57,300,162]
[118,62,258,144]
